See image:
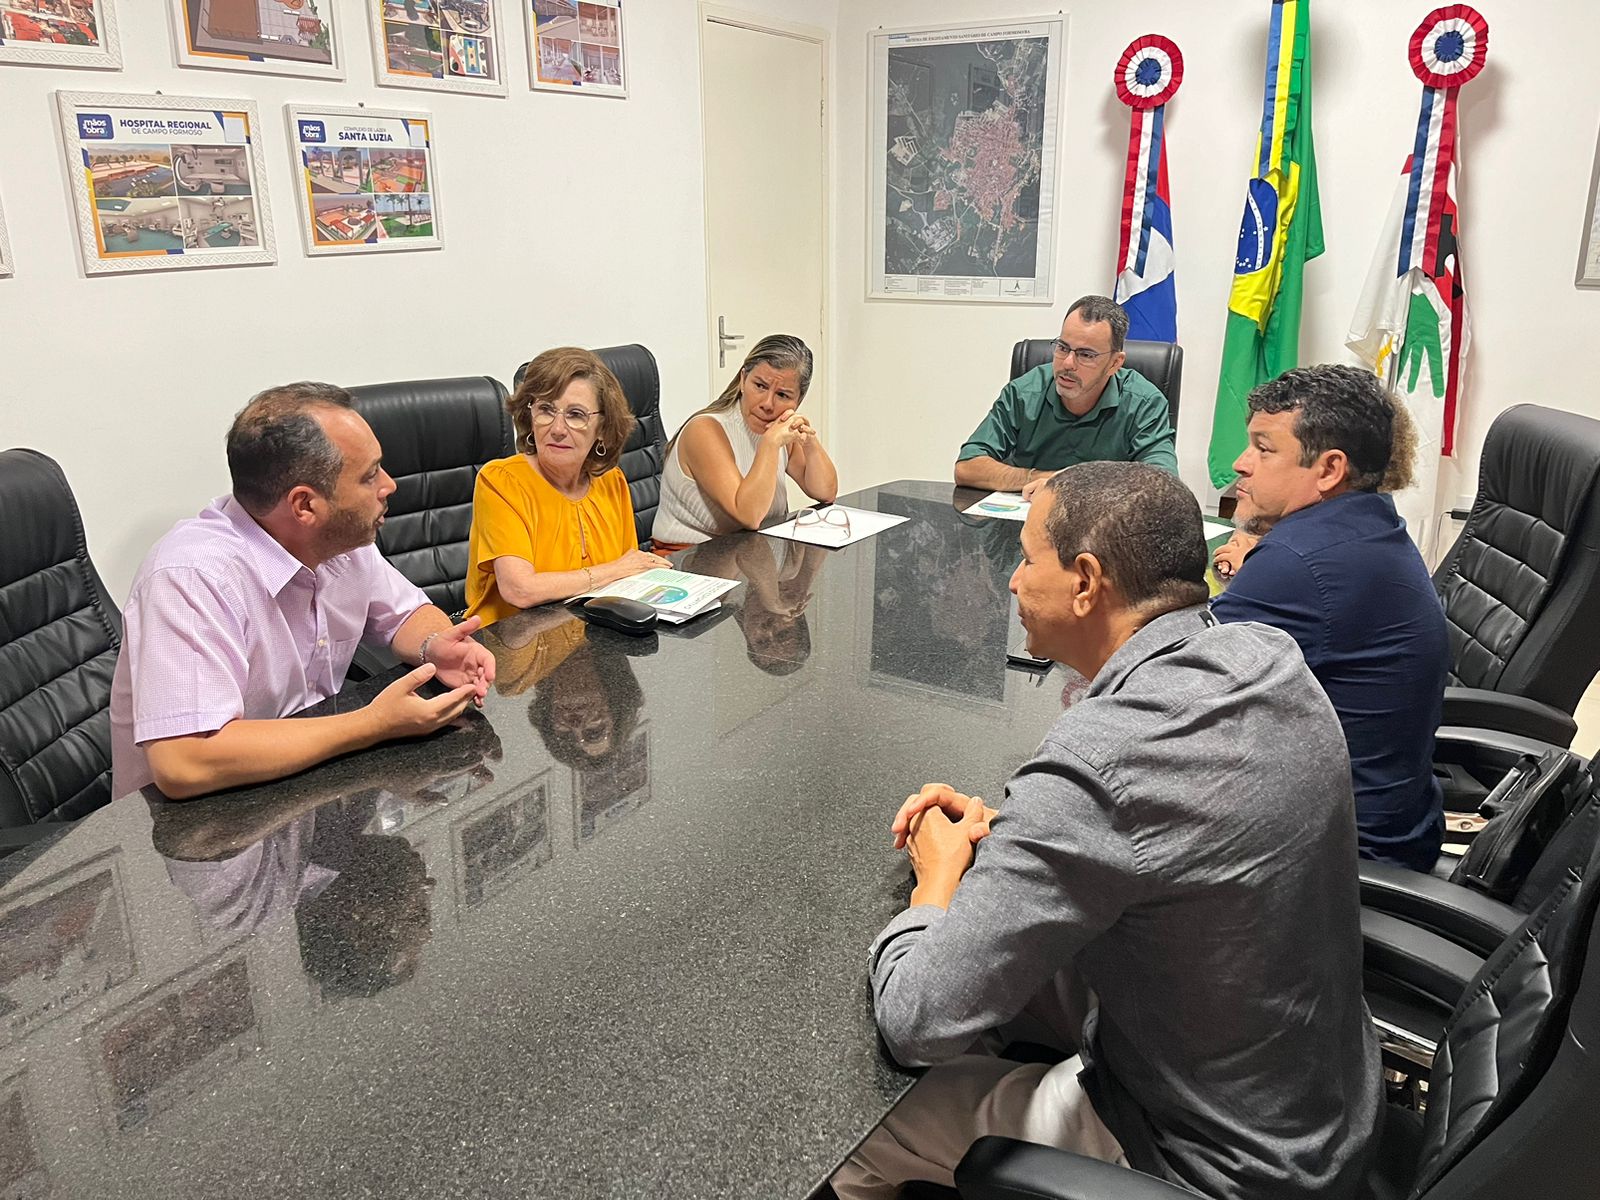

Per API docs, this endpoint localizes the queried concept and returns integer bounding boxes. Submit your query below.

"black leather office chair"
[348,376,513,618]
[1433,403,1600,749]
[1359,737,1596,1059]
[953,810,1600,1200]
[514,343,667,546]
[0,449,122,843]
[1008,339,1182,432]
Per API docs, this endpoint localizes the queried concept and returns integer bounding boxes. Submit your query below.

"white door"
[700,7,828,492]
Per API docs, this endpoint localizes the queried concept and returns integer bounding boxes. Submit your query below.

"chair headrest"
[512,345,660,423]
[1480,404,1600,537]
[347,377,512,476]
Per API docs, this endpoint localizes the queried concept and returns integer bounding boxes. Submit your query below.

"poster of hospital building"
[287,105,442,255]
[55,91,276,275]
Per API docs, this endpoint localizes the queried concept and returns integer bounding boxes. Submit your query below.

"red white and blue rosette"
[1409,5,1488,89]
[1114,35,1183,110]
[1113,34,1182,341]
[1400,6,1489,280]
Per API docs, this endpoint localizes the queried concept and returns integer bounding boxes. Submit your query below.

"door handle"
[718,315,745,368]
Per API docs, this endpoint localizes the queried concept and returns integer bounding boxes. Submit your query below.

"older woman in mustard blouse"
[465,347,670,627]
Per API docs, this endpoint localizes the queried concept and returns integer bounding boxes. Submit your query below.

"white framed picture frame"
[55,90,277,276]
[0,190,12,278]
[286,103,443,255]
[1579,125,1600,290]
[368,0,508,97]
[867,16,1067,304]
[525,0,626,97]
[0,0,120,68]
[169,0,345,81]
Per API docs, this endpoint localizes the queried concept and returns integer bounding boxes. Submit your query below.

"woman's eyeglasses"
[531,402,600,432]
[795,507,851,540]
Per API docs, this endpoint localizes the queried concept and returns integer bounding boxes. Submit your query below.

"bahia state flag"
[1207,0,1324,489]
[1112,35,1184,343]
[1114,154,1177,342]
[1347,154,1470,559]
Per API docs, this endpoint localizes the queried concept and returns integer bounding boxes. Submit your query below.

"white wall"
[6,0,1598,599]
[829,1,1600,513]
[0,0,830,599]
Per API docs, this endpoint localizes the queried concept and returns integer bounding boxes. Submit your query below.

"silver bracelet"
[418,630,443,664]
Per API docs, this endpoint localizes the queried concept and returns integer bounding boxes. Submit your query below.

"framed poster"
[1,1070,51,1200]
[450,772,552,913]
[0,849,136,1048]
[286,104,442,255]
[86,950,262,1136]
[868,17,1066,303]
[55,91,276,275]
[1579,126,1600,289]
[573,723,650,844]
[0,0,120,68]
[526,0,625,96]
[0,191,12,277]
[169,0,343,80]
[369,0,507,97]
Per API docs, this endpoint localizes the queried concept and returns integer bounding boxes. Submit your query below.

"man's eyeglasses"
[531,402,600,432]
[795,507,851,540]
[1051,339,1107,365]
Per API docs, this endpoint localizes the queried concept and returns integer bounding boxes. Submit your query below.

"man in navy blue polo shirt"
[1212,364,1448,871]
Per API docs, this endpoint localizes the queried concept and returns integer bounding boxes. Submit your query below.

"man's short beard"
[320,502,379,555]
[1239,515,1276,538]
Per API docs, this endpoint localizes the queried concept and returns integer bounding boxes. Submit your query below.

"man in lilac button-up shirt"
[111,382,497,799]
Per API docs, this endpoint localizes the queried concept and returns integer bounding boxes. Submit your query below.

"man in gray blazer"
[833,462,1380,1200]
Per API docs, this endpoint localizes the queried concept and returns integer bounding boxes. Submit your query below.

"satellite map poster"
[55,90,277,276]
[287,104,443,256]
[870,18,1065,304]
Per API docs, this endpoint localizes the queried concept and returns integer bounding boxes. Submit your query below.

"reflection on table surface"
[0,481,1080,1200]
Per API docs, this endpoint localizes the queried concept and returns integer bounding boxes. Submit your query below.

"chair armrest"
[1361,910,1485,1007]
[1359,861,1523,956]
[0,821,74,856]
[1441,688,1577,748]
[956,1138,1193,1200]
[348,641,400,682]
[1435,725,1572,761]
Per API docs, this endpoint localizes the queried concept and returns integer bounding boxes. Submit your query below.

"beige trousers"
[830,1052,1127,1200]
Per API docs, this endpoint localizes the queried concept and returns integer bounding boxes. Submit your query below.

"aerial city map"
[876,25,1059,302]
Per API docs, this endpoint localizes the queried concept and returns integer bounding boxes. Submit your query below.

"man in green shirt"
[954,295,1178,496]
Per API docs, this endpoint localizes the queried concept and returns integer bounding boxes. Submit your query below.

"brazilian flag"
[1207,0,1323,488]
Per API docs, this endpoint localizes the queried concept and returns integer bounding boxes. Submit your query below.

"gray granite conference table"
[0,481,1078,1200]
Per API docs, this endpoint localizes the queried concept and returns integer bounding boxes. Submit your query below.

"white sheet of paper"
[1203,520,1235,541]
[759,505,909,547]
[962,492,1030,521]
[580,568,739,619]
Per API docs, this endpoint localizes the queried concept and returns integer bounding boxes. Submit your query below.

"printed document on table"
[759,505,909,548]
[1203,520,1235,541]
[580,569,739,623]
[962,492,1029,521]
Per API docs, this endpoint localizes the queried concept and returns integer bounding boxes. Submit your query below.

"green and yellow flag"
[1207,0,1323,488]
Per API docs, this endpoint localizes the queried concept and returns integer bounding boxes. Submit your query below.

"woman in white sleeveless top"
[651,334,838,549]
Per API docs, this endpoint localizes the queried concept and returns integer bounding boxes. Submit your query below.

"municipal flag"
[1348,5,1485,556]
